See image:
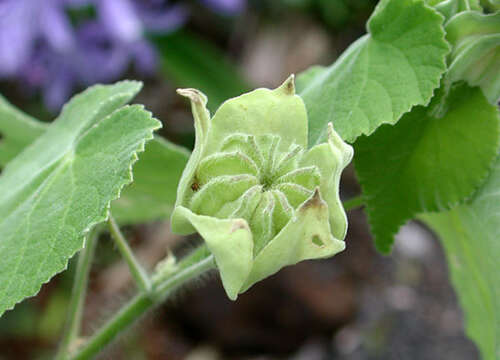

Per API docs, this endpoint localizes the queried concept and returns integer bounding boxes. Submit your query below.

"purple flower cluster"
[0,0,245,110]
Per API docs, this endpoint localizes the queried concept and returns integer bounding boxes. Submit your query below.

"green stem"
[108,215,151,293]
[56,228,99,360]
[66,195,360,359]
[69,252,215,360]
[154,254,215,301]
[343,195,364,211]
[71,293,152,360]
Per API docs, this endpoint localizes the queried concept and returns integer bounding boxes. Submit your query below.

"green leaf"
[354,83,500,253]
[152,31,250,111]
[0,81,161,316]
[294,65,326,93]
[420,155,500,360]
[0,94,190,225]
[0,95,48,167]
[111,136,190,224]
[297,0,449,144]
[445,11,500,104]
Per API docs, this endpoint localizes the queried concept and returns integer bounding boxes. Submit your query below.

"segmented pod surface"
[171,76,353,299]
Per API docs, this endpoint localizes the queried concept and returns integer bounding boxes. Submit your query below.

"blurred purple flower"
[20,44,77,110]
[99,0,143,42]
[199,0,246,15]
[132,0,189,33]
[0,0,75,77]
[0,0,246,111]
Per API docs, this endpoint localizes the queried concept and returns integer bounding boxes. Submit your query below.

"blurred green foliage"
[153,31,250,112]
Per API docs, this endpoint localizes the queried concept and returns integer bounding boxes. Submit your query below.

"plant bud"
[171,76,353,300]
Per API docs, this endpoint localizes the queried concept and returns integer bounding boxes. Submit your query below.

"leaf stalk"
[69,251,215,360]
[108,215,152,293]
[56,228,99,360]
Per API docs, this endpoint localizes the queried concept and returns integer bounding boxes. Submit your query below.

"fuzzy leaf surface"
[298,0,448,144]
[0,94,189,225]
[421,156,500,360]
[354,83,500,253]
[0,82,160,316]
[0,95,48,167]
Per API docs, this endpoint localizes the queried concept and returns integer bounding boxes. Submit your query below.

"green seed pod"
[171,76,353,300]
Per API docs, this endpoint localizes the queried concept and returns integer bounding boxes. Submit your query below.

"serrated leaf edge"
[302,0,450,145]
[0,105,161,316]
[356,97,500,254]
[1,81,144,199]
[356,0,450,142]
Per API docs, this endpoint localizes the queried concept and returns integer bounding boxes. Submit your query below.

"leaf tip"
[277,74,296,96]
[301,187,326,212]
[176,88,208,106]
[375,239,393,255]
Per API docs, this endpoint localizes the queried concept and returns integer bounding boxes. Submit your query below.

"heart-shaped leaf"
[298,0,449,144]
[0,82,161,316]
[0,94,190,225]
[354,83,500,253]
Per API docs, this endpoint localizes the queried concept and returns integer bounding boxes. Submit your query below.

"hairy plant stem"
[69,251,215,360]
[65,197,360,359]
[343,195,364,211]
[108,215,151,293]
[56,228,99,360]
